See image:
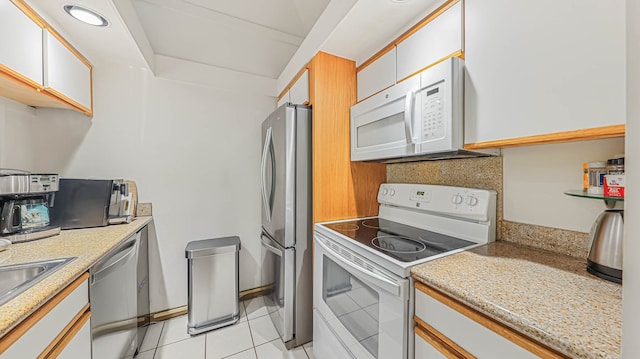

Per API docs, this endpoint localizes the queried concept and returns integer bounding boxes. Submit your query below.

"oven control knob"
[389,189,395,196]
[382,188,389,196]
[466,196,479,206]
[451,194,463,205]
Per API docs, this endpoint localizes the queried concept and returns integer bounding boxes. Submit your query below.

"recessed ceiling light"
[390,0,411,3]
[63,5,109,27]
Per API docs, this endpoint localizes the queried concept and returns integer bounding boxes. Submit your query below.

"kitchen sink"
[0,257,76,306]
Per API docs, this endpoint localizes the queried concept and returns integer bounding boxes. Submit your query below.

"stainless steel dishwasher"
[90,232,140,359]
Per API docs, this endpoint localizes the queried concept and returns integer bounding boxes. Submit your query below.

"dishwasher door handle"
[91,237,138,285]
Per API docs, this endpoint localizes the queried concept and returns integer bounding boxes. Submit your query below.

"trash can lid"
[185,236,241,258]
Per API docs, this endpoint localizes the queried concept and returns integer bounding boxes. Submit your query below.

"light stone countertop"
[411,241,622,359]
[0,217,153,338]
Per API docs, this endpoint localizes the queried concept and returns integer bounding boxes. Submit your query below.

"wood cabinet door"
[0,1,43,86]
[464,0,625,146]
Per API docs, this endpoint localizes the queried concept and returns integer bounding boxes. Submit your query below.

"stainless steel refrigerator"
[260,103,312,349]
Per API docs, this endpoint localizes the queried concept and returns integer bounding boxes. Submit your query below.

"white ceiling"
[25,0,445,86]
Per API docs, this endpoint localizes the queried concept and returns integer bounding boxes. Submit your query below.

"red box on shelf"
[604,175,625,197]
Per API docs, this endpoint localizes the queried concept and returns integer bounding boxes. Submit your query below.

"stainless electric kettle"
[587,209,623,283]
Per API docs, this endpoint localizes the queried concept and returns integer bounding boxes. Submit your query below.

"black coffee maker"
[0,171,61,243]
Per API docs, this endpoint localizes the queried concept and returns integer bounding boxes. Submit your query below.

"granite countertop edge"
[0,216,153,339]
[410,242,622,359]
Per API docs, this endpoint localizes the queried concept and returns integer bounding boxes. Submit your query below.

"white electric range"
[313,183,496,359]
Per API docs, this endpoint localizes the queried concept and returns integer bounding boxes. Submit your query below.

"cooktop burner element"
[372,236,426,253]
[331,223,359,231]
[324,218,475,262]
[361,220,380,229]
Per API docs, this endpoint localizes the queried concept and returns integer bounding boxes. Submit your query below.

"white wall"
[28,59,276,312]
[623,0,639,355]
[0,98,37,171]
[503,138,625,233]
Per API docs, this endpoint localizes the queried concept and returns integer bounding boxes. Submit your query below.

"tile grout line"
[152,322,166,358]
[242,300,262,359]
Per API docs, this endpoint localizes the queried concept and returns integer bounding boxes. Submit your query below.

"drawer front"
[415,332,449,359]
[56,313,91,359]
[415,288,537,358]
[1,278,88,358]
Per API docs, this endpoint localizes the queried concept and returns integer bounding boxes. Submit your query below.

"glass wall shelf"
[564,190,624,209]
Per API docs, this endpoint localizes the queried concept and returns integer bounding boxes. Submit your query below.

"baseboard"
[149,284,273,322]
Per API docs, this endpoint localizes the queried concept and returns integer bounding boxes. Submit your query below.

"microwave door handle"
[260,127,273,222]
[404,89,417,144]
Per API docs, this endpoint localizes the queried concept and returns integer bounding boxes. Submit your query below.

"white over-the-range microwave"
[350,57,498,163]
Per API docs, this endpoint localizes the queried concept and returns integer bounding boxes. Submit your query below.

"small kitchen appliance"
[0,171,60,243]
[350,57,498,163]
[586,209,623,283]
[313,183,496,359]
[50,178,132,230]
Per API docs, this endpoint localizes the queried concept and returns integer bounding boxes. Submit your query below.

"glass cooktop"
[323,218,475,263]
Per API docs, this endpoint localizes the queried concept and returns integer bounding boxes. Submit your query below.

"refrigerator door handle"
[261,234,283,256]
[261,127,273,222]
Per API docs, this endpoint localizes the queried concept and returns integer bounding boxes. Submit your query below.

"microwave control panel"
[421,84,445,141]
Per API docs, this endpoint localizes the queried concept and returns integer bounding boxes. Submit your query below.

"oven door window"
[323,256,379,358]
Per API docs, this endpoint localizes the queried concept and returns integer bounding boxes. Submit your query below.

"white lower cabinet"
[0,274,90,359]
[56,314,91,359]
[414,329,449,359]
[414,283,566,359]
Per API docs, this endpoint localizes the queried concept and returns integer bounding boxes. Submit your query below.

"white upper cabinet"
[0,1,43,86]
[43,30,92,111]
[357,48,397,102]
[289,69,309,105]
[396,1,462,82]
[464,0,625,145]
[278,69,309,107]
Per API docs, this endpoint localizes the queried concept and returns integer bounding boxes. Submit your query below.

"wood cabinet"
[396,0,463,82]
[0,273,91,358]
[463,0,625,149]
[356,47,396,102]
[307,52,387,222]
[0,0,93,116]
[414,282,567,358]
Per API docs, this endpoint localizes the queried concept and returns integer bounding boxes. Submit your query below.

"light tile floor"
[136,297,315,359]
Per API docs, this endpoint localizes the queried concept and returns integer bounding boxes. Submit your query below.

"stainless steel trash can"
[185,236,241,335]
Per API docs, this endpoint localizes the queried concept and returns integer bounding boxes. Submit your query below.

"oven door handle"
[315,236,404,297]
